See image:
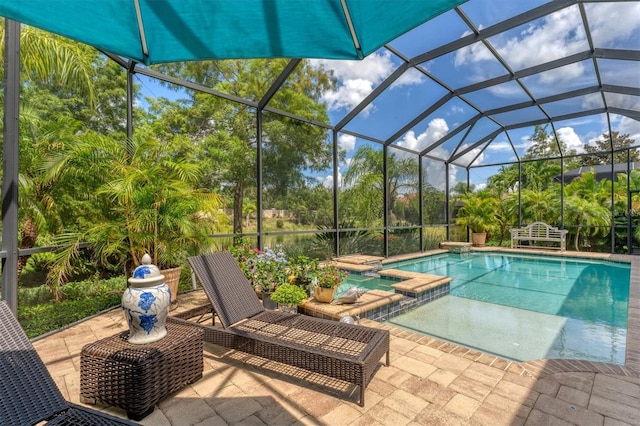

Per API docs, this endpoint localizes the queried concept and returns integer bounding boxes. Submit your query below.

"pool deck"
[32,249,640,425]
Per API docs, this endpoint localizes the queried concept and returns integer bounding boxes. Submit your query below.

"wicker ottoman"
[80,322,204,421]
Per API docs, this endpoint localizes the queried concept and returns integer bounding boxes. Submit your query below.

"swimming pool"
[342,252,631,364]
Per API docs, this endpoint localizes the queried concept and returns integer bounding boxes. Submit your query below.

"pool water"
[339,272,395,292]
[347,252,631,364]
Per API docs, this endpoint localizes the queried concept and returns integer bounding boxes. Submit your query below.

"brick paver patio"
[34,276,640,426]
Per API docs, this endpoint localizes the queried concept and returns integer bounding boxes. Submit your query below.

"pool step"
[299,289,404,322]
[400,296,419,308]
[300,270,452,322]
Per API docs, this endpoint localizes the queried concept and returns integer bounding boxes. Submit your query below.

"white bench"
[510,222,567,251]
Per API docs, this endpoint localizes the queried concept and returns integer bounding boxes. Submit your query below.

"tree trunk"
[233,181,244,236]
[17,216,38,280]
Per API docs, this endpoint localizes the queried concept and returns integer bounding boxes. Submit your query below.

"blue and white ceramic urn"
[122,253,171,344]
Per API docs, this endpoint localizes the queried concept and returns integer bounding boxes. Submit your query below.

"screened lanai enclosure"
[1,0,639,311]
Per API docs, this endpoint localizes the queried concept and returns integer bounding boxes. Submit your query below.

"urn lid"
[128,253,165,287]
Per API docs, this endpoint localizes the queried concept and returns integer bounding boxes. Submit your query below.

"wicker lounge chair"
[0,301,136,425]
[172,251,390,406]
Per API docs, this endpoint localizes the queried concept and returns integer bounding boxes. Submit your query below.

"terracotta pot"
[161,266,182,303]
[471,232,487,247]
[314,286,337,303]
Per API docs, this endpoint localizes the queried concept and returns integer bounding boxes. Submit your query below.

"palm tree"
[564,171,612,251]
[44,132,228,298]
[16,116,84,279]
[0,24,97,281]
[520,188,561,224]
[564,196,611,251]
[0,25,96,106]
[455,190,500,245]
[342,146,418,227]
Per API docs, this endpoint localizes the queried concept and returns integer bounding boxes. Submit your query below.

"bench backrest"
[511,222,567,238]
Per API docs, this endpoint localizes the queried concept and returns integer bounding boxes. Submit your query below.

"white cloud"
[388,119,452,190]
[422,145,466,191]
[338,133,356,152]
[518,134,534,154]
[317,171,342,189]
[615,115,640,143]
[423,156,450,191]
[605,93,640,111]
[499,7,586,71]
[485,141,513,152]
[311,52,395,113]
[394,118,450,155]
[536,62,586,85]
[455,5,588,84]
[311,51,424,115]
[312,52,394,84]
[581,93,605,110]
[320,78,375,113]
[395,130,419,151]
[391,67,425,89]
[585,2,640,48]
[454,41,494,67]
[455,144,485,167]
[556,127,584,153]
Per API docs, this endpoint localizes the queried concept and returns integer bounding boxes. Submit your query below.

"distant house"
[554,162,640,183]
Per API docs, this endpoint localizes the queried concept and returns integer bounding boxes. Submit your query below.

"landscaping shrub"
[17,276,128,338]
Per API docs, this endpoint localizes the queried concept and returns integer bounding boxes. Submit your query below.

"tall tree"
[523,124,581,160]
[581,131,639,166]
[44,131,227,296]
[150,59,335,235]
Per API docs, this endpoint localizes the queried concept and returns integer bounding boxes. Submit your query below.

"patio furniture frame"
[172,251,390,406]
[0,301,136,426]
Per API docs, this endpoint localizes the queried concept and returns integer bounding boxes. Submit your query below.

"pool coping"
[343,248,640,374]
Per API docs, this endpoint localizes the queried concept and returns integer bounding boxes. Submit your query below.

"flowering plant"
[313,262,348,289]
[287,255,319,292]
[251,246,289,293]
[228,242,346,294]
[228,242,261,281]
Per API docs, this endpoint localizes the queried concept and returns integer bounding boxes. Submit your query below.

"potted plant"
[455,190,500,247]
[48,134,228,303]
[312,262,348,303]
[251,246,289,309]
[288,254,319,295]
[269,283,308,313]
[228,241,261,283]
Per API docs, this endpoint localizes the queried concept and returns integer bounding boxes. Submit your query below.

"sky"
[137,0,640,191]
